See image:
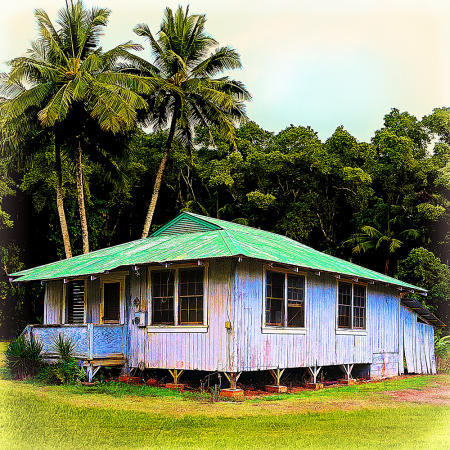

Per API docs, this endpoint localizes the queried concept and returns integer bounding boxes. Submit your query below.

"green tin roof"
[10,212,426,292]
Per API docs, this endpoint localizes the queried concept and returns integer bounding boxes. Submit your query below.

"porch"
[22,323,127,381]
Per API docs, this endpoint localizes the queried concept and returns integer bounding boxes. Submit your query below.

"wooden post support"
[87,362,93,382]
[269,368,285,386]
[340,364,354,381]
[88,323,94,361]
[223,372,242,389]
[307,366,322,384]
[168,369,184,385]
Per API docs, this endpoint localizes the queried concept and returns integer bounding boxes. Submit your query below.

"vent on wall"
[151,214,220,237]
[67,280,85,324]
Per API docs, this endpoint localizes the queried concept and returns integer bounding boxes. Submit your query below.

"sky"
[0,0,449,142]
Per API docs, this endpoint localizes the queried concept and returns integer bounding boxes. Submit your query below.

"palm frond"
[192,47,242,76]
[360,225,382,239]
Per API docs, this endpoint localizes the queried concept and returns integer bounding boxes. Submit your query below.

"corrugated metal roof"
[401,297,446,327]
[10,212,427,293]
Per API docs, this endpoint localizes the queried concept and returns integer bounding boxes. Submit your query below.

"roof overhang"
[401,297,446,327]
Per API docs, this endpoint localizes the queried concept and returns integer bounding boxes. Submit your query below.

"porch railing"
[22,324,126,360]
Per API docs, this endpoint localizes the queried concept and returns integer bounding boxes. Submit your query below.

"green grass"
[0,340,449,449]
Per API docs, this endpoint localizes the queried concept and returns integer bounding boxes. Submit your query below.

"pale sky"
[1,0,449,142]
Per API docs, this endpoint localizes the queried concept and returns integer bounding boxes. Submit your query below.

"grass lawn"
[0,342,448,449]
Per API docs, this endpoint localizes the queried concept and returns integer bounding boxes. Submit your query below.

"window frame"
[62,278,87,325]
[262,265,307,335]
[147,263,208,333]
[335,279,368,335]
[100,274,126,325]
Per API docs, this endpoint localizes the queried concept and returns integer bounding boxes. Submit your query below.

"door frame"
[100,274,126,324]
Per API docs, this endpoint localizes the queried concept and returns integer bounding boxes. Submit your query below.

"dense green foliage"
[0,3,448,336]
[1,108,449,335]
[6,334,43,379]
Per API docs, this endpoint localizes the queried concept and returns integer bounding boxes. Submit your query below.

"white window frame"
[335,279,368,335]
[262,265,307,335]
[62,278,87,325]
[100,273,126,325]
[147,263,208,333]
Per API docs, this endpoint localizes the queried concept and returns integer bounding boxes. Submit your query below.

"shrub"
[435,335,450,373]
[6,334,43,379]
[38,333,85,384]
[52,333,76,362]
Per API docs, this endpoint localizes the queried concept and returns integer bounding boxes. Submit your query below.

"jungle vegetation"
[0,2,448,337]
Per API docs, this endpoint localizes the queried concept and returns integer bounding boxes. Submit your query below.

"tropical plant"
[134,6,251,237]
[39,333,85,384]
[6,333,43,379]
[0,1,158,254]
[52,332,76,361]
[434,334,450,373]
[345,208,420,274]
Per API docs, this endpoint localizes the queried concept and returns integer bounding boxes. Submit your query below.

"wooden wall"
[42,258,437,377]
[127,259,236,372]
[400,305,436,375]
[43,281,63,324]
[234,260,379,371]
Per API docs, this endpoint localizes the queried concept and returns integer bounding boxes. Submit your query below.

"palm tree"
[0,1,159,254]
[346,214,420,275]
[134,6,251,237]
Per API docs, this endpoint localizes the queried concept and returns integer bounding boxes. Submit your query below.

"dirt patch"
[385,385,450,406]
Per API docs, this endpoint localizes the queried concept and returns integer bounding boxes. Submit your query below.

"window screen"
[353,285,366,329]
[103,282,120,322]
[151,270,175,325]
[266,271,284,326]
[338,282,352,328]
[179,268,204,325]
[287,275,305,327]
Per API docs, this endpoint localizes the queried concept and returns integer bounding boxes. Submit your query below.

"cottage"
[11,212,443,390]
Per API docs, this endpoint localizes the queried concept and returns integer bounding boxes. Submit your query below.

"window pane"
[103,282,120,322]
[179,268,204,325]
[266,271,284,326]
[67,280,85,324]
[287,274,305,327]
[151,271,174,325]
[338,282,352,328]
[353,285,366,329]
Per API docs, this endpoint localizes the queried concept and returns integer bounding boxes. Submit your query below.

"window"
[179,269,204,324]
[66,280,85,324]
[150,267,205,326]
[265,270,305,328]
[151,270,175,325]
[337,281,366,330]
[103,282,121,323]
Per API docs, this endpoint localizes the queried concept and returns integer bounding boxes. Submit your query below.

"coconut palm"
[0,1,160,254]
[134,6,251,237]
[346,215,420,275]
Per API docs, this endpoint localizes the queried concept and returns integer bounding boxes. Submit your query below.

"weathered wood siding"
[41,258,437,376]
[86,279,101,323]
[126,259,236,371]
[234,260,385,371]
[44,281,64,324]
[400,304,436,375]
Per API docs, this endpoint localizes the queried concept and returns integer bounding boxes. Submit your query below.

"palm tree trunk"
[55,138,72,259]
[384,258,389,275]
[141,107,179,238]
[76,138,89,254]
